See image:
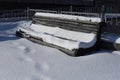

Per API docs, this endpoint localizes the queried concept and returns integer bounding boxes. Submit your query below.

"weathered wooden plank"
[33,17,99,33]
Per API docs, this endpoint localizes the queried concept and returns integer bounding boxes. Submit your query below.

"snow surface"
[0,21,120,80]
[18,23,97,50]
[35,12,101,23]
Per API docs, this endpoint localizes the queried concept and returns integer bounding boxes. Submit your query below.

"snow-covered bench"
[16,12,105,56]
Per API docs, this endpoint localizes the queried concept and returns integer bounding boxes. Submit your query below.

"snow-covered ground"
[0,20,120,80]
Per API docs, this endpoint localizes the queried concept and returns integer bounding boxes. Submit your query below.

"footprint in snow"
[31,76,40,80]
[12,42,36,54]
[12,42,27,51]
[24,47,32,54]
[24,75,51,80]
[17,45,27,50]
[11,42,20,45]
[24,48,36,55]
[34,62,49,73]
[17,55,34,64]
[40,75,51,80]
[24,76,40,80]
[16,45,31,54]
[17,44,35,55]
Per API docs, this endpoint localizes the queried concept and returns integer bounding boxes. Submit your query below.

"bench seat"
[17,24,96,50]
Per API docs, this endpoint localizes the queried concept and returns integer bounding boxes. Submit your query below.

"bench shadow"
[0,21,22,42]
[0,35,20,42]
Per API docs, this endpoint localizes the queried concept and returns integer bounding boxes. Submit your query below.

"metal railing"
[0,9,30,21]
[30,9,100,17]
[0,7,120,26]
[0,8,100,22]
[105,13,120,25]
[31,6,120,13]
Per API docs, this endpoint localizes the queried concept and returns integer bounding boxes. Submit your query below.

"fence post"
[104,14,107,22]
[70,5,73,15]
[100,5,105,22]
[27,7,30,20]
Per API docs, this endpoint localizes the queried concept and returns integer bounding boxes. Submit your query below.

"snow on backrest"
[35,12,101,23]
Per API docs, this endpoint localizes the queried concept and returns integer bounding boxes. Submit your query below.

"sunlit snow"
[0,20,120,80]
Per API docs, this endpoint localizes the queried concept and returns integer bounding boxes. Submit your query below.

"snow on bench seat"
[30,24,96,43]
[18,24,96,50]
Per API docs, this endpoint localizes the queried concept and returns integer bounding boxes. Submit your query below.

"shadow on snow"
[0,36,20,42]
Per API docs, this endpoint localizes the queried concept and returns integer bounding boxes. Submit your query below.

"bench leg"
[75,48,85,56]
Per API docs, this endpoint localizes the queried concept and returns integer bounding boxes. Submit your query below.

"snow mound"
[102,33,120,44]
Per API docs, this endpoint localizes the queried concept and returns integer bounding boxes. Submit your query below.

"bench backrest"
[32,17,101,35]
[32,13,104,37]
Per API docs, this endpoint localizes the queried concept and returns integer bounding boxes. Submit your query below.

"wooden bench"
[16,12,106,56]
